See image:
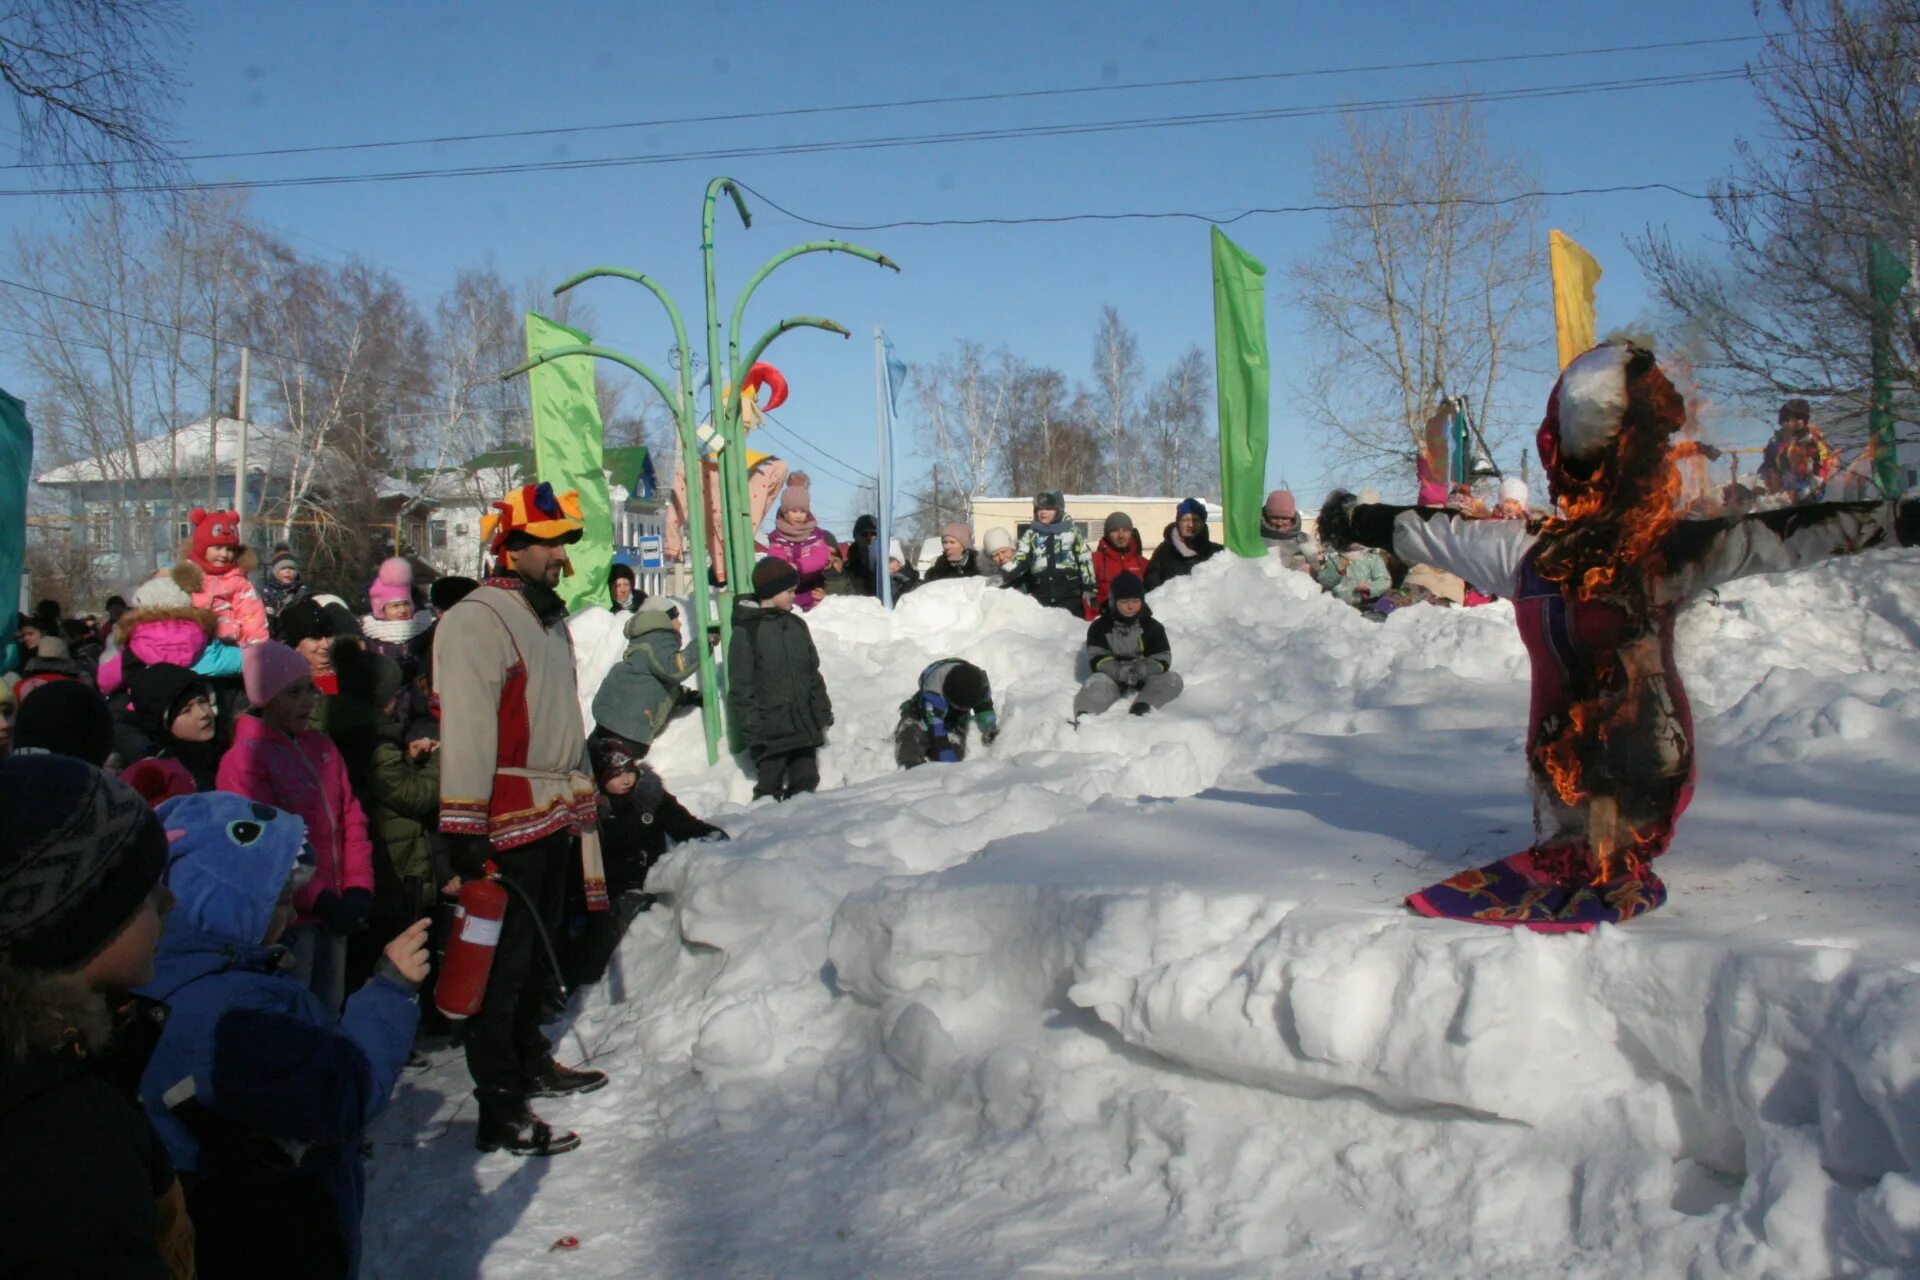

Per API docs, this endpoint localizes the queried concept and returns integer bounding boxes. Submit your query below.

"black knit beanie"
[943,661,990,711]
[13,680,116,768]
[126,663,213,745]
[276,598,334,644]
[751,557,800,601]
[0,756,168,971]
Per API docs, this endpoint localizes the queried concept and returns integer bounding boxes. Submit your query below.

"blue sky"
[0,0,1781,532]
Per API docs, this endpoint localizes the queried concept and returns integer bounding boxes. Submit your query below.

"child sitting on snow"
[1074,572,1183,722]
[135,791,426,1280]
[893,659,999,767]
[727,558,834,801]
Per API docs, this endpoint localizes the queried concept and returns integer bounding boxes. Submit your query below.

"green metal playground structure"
[502,177,897,765]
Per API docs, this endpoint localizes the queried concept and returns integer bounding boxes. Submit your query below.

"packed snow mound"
[367,547,1920,1279]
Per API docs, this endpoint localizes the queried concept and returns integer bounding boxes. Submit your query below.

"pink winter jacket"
[217,713,374,922]
[191,563,269,646]
[97,613,214,697]
[765,527,835,610]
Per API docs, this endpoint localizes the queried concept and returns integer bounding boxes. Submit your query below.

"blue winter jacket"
[134,793,418,1278]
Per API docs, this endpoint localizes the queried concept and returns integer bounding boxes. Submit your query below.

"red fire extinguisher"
[437,875,509,1020]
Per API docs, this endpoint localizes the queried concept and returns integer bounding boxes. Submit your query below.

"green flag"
[1212,227,1270,558]
[1869,241,1910,499]
[0,388,29,665]
[525,312,612,612]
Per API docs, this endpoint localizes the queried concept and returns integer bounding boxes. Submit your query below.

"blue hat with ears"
[155,792,312,947]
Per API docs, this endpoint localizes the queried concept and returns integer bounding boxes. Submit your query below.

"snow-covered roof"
[36,417,321,486]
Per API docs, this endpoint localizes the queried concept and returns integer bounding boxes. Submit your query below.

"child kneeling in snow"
[135,791,427,1280]
[894,659,999,767]
[1074,572,1182,722]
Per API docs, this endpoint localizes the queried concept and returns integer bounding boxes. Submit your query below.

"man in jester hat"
[1319,339,1920,932]
[434,481,609,1155]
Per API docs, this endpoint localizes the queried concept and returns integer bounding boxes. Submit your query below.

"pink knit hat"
[367,557,414,612]
[940,522,971,546]
[243,641,312,706]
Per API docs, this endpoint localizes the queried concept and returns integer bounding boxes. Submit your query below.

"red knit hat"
[188,507,242,573]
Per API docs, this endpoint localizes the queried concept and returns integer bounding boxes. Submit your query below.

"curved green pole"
[502,341,724,764]
[723,248,899,594]
[703,178,756,606]
[740,317,852,377]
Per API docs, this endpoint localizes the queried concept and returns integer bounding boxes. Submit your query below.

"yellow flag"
[1549,229,1602,370]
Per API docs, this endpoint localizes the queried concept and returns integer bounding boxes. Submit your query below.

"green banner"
[0,388,28,670]
[525,312,612,612]
[1211,227,1270,558]
[1869,240,1910,499]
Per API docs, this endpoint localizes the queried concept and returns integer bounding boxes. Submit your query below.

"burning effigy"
[1319,340,1919,931]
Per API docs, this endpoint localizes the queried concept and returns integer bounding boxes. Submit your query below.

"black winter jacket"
[726,599,834,756]
[1085,601,1173,684]
[1144,522,1220,590]
[922,550,995,582]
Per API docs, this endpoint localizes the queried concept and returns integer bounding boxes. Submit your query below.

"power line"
[732,179,1748,231]
[0,31,1781,172]
[0,66,1759,198]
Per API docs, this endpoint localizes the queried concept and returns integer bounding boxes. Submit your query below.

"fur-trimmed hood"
[0,958,111,1061]
[175,539,258,578]
[113,602,217,652]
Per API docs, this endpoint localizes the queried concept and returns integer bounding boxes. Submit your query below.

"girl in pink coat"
[183,507,269,646]
[764,473,835,611]
[216,642,374,1015]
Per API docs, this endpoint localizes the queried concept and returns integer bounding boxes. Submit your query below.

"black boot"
[475,1091,580,1157]
[527,1058,609,1098]
[1129,701,1153,716]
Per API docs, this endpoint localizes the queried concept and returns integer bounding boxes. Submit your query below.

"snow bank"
[366,547,1920,1279]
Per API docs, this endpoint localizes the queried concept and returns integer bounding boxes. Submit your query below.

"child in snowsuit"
[0,756,192,1280]
[182,508,269,647]
[728,557,834,801]
[1144,498,1221,590]
[563,730,726,985]
[894,659,1000,767]
[216,643,374,1016]
[765,473,836,611]
[135,791,426,1280]
[96,566,245,704]
[1319,339,1920,930]
[1091,511,1149,610]
[1074,572,1183,720]
[1002,490,1095,615]
[591,601,700,754]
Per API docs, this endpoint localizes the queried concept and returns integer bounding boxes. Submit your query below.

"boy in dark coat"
[1144,497,1221,590]
[727,558,834,800]
[1074,572,1184,720]
[563,731,726,985]
[0,756,191,1280]
[894,659,1000,767]
[135,791,425,1280]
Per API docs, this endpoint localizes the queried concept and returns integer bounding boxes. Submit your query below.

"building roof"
[35,417,322,486]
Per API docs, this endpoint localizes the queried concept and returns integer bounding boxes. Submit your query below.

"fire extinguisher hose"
[491,872,570,1001]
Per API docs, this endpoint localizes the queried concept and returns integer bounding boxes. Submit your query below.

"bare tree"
[1633,0,1920,450]
[12,194,247,572]
[1090,305,1142,491]
[911,339,1011,501]
[1291,99,1545,487]
[1002,359,1101,495]
[1140,346,1214,496]
[0,0,182,185]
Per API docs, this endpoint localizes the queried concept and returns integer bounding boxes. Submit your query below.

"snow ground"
[365,548,1920,1279]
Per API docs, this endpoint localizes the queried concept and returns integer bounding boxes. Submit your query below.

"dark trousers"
[465,831,570,1098]
[753,748,819,800]
[893,717,965,769]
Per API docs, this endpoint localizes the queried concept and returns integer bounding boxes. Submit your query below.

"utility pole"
[233,347,250,545]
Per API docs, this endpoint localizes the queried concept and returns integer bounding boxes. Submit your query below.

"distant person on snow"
[1073,572,1183,721]
[728,557,834,802]
[764,473,835,611]
[923,523,994,581]
[1144,498,1220,591]
[1757,398,1837,503]
[591,600,701,758]
[1001,490,1096,615]
[893,659,999,767]
[1317,489,1393,607]
[1092,511,1149,610]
